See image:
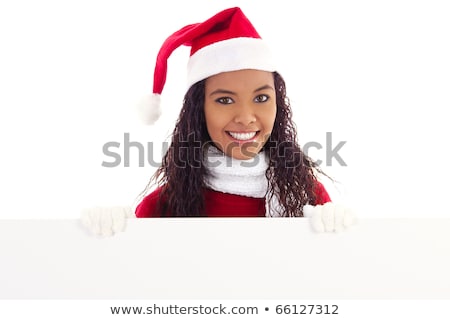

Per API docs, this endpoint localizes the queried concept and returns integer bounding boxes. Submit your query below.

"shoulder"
[135,187,164,218]
[313,181,332,205]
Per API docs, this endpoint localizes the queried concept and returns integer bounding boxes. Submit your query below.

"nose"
[233,104,256,126]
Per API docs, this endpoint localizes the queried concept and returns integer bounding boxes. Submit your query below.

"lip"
[226,130,260,143]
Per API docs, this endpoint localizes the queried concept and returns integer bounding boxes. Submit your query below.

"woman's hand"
[80,206,134,237]
[303,203,356,233]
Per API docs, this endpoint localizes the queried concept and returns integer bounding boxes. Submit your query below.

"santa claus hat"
[138,7,276,125]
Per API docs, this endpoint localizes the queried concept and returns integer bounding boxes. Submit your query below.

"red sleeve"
[314,181,332,205]
[135,187,164,218]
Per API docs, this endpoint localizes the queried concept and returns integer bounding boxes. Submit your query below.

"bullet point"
[265,307,269,311]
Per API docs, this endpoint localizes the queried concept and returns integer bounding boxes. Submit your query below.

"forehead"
[205,69,274,89]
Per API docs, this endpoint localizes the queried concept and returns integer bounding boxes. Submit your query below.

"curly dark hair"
[141,71,327,217]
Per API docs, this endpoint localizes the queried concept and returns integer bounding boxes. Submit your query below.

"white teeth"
[228,131,257,141]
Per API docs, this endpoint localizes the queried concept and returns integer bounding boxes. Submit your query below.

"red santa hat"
[138,7,276,125]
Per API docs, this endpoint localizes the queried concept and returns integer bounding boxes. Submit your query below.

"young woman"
[135,8,331,218]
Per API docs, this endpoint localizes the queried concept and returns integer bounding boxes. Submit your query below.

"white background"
[1,0,449,218]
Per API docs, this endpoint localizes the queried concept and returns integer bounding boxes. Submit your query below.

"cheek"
[205,111,224,137]
[261,106,277,133]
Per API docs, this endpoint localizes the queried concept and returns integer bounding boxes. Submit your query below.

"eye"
[216,97,234,104]
[254,94,269,103]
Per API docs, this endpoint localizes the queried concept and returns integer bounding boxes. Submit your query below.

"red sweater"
[135,182,331,218]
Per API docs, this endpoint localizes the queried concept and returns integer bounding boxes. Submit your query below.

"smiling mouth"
[226,131,259,141]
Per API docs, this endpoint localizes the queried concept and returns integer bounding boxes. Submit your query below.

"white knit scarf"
[203,146,283,217]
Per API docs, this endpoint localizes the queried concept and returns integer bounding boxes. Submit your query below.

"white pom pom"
[136,94,162,125]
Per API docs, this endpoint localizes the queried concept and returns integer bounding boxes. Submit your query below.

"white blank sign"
[1,218,449,299]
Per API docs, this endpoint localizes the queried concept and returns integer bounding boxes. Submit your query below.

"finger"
[333,203,345,233]
[343,207,356,228]
[90,207,102,236]
[111,207,127,233]
[321,202,335,232]
[80,208,92,230]
[123,206,134,218]
[310,205,325,233]
[100,207,113,237]
[303,204,315,218]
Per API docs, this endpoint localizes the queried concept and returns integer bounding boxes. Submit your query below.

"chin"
[231,147,262,160]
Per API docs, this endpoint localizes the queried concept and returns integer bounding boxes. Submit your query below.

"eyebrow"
[209,84,275,97]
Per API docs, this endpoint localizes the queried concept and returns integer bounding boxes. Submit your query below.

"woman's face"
[204,69,277,160]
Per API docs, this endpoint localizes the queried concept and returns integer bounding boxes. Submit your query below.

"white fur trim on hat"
[187,37,276,88]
